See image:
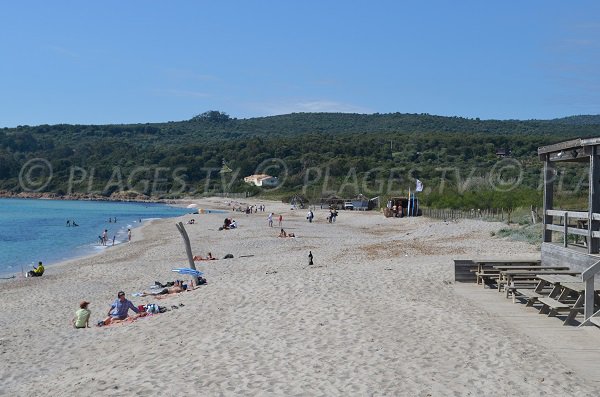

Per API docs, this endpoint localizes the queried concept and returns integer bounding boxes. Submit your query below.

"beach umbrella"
[171,267,204,277]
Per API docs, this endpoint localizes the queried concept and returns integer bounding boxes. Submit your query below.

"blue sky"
[1,1,599,127]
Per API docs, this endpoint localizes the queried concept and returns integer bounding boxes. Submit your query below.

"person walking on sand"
[308,251,314,266]
[128,228,132,242]
[72,301,91,328]
[278,214,283,227]
[268,213,273,227]
[307,210,314,223]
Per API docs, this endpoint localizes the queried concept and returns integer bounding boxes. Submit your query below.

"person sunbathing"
[140,280,187,297]
[193,252,216,261]
[278,229,295,238]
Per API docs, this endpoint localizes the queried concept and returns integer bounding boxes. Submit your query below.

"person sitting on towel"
[102,291,139,325]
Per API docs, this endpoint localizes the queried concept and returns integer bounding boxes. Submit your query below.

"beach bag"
[145,303,160,314]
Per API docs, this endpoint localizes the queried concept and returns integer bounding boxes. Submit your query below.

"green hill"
[1,111,599,208]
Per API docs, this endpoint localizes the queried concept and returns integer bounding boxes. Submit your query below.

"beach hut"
[384,196,421,218]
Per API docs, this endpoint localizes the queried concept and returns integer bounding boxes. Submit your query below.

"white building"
[243,174,279,187]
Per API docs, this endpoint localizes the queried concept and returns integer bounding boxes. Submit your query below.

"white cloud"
[258,100,372,115]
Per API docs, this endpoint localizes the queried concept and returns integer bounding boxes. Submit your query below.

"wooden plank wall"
[454,259,476,282]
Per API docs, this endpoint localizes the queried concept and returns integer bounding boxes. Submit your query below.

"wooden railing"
[421,207,508,221]
[581,260,600,323]
[545,210,600,249]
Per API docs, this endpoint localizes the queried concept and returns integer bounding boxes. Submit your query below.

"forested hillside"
[1,111,598,208]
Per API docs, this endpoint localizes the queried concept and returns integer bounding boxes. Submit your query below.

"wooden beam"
[547,209,588,219]
[538,138,582,155]
[543,157,555,243]
[589,147,600,254]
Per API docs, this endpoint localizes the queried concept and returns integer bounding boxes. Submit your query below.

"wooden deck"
[454,283,600,385]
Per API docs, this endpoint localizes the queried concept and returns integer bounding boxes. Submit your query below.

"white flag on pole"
[415,179,424,192]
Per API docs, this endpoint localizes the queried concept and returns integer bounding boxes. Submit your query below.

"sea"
[0,198,191,276]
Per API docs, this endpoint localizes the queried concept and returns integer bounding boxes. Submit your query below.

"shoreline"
[0,196,250,280]
[0,197,202,280]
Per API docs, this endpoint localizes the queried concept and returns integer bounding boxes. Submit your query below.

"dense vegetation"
[1,111,599,209]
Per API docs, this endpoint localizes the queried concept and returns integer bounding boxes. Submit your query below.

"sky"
[1,1,599,127]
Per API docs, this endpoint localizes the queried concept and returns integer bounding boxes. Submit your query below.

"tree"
[191,111,231,123]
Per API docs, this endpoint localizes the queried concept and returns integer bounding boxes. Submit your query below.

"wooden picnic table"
[492,265,569,271]
[499,270,581,297]
[474,258,541,272]
[534,274,582,294]
[485,266,569,292]
[535,278,589,325]
[473,259,541,285]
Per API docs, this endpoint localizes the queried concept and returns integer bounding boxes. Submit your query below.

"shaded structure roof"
[538,137,600,162]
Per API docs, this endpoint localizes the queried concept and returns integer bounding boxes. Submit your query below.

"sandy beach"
[1,197,600,396]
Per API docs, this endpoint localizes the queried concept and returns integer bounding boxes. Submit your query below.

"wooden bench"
[475,270,500,285]
[538,297,573,317]
[511,289,549,305]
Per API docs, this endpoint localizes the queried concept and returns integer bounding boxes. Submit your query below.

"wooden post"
[543,157,555,243]
[563,212,568,248]
[585,277,595,322]
[589,147,600,253]
[175,222,200,284]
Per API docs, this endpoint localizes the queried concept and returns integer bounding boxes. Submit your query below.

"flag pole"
[407,187,411,217]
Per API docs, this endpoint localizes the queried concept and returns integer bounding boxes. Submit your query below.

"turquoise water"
[0,198,190,276]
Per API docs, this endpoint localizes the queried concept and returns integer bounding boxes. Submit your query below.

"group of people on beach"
[74,277,204,329]
[98,228,132,246]
[221,218,237,230]
[267,213,283,227]
[71,291,139,328]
